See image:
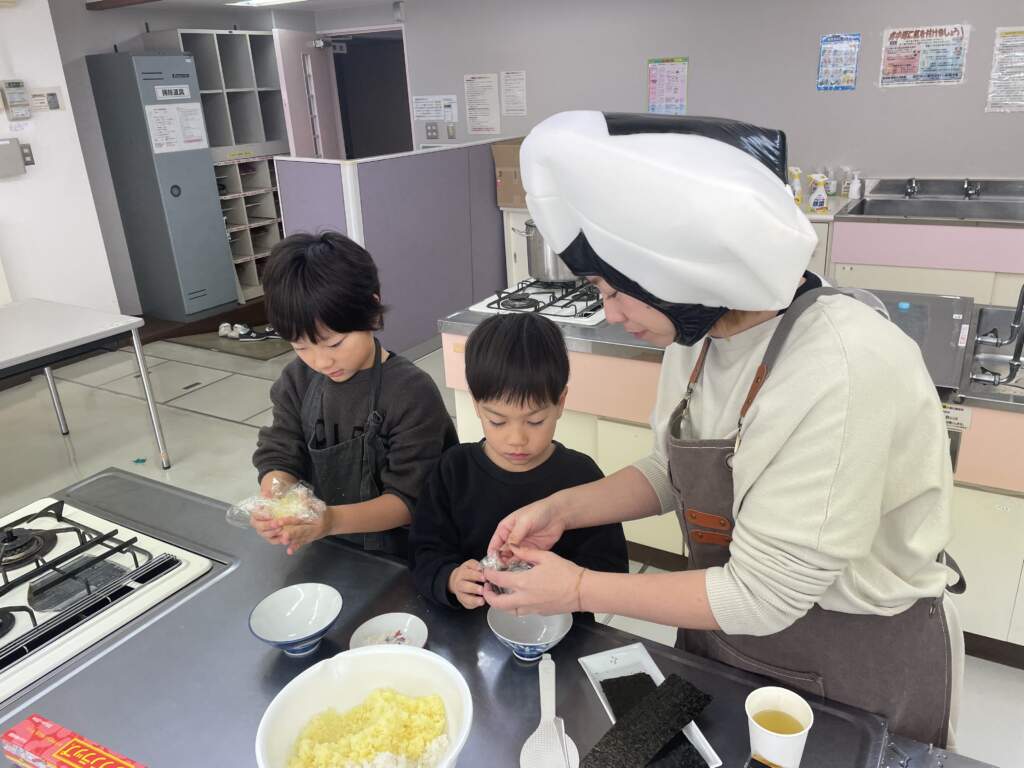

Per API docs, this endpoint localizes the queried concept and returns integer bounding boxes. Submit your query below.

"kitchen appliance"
[0,497,212,702]
[516,220,577,283]
[468,279,605,326]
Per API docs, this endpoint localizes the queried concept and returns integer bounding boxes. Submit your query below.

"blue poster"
[817,33,861,91]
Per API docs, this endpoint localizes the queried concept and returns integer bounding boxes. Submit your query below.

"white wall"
[319,0,1023,178]
[0,0,119,313]
[48,2,316,314]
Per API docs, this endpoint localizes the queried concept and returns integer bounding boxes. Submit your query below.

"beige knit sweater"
[633,294,952,636]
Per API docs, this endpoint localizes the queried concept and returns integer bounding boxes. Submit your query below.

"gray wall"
[48,2,315,314]
[319,0,1022,178]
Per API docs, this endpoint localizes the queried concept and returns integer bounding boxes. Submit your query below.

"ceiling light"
[226,0,309,6]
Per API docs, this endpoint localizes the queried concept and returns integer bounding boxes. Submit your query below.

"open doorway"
[328,29,413,159]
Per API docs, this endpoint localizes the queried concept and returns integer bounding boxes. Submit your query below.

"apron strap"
[940,550,967,595]
[367,337,384,419]
[669,337,713,438]
[300,370,327,442]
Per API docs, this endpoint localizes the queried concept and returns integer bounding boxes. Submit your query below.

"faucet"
[963,179,981,199]
[972,283,1024,387]
[904,178,920,198]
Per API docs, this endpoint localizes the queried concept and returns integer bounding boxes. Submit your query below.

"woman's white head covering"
[520,111,818,311]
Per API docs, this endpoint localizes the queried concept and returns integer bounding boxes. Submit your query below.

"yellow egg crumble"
[289,688,447,768]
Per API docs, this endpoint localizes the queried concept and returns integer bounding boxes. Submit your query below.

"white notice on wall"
[987,27,1024,112]
[463,73,501,135]
[413,94,458,122]
[500,70,527,116]
[145,103,209,154]
[647,57,688,115]
[879,25,970,87]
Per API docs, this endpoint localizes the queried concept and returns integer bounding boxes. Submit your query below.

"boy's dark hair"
[262,231,385,342]
[465,313,569,407]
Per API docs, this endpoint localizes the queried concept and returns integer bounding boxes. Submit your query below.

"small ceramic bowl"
[349,612,428,650]
[249,583,342,657]
[487,606,573,662]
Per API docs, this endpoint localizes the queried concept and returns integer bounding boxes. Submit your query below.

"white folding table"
[0,299,170,468]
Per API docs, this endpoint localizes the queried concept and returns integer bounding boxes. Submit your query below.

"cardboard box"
[491,138,527,209]
[2,715,145,768]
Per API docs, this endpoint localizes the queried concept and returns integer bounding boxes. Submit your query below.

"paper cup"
[744,686,814,768]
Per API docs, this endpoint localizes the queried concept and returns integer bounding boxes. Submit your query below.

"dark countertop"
[0,471,995,768]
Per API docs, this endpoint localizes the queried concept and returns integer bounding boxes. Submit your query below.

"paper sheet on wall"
[500,71,527,116]
[647,57,688,115]
[817,33,861,91]
[464,73,501,134]
[879,24,970,87]
[412,95,458,122]
[145,103,208,154]
[986,27,1024,112]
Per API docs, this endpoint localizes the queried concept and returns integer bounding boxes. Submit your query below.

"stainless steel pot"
[514,219,577,283]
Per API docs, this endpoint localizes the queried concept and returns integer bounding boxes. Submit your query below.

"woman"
[483,111,964,746]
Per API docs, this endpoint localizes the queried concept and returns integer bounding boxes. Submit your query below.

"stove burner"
[0,610,14,641]
[0,529,58,569]
[500,295,540,311]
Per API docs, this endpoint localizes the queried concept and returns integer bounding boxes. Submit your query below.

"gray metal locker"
[87,53,237,321]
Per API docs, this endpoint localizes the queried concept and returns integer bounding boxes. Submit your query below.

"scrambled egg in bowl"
[289,688,449,768]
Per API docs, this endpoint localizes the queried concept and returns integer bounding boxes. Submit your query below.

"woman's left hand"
[483,546,584,616]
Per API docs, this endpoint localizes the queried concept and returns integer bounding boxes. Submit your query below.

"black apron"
[299,339,408,557]
[669,288,962,746]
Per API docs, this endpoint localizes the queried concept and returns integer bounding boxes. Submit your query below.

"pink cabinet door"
[273,30,344,159]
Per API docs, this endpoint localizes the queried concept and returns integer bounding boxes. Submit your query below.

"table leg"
[43,367,69,436]
[131,328,171,469]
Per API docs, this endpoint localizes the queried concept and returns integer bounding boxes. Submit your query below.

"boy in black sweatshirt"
[409,312,628,610]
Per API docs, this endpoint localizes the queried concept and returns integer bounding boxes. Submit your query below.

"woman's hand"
[251,508,332,555]
[483,546,584,616]
[486,495,567,557]
[447,559,485,610]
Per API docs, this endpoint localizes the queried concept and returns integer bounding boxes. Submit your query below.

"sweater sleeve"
[408,460,464,609]
[706,320,894,636]
[379,367,456,513]
[252,362,308,482]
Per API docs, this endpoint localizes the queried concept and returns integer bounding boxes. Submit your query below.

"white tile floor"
[1,339,1022,765]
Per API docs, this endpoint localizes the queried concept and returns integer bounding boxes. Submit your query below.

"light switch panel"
[425,122,439,140]
[0,138,26,177]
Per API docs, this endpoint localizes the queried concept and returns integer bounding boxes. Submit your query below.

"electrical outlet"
[446,123,457,140]
[425,122,439,140]
[20,143,34,166]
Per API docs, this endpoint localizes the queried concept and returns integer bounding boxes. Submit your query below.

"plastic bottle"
[788,167,803,205]
[848,171,864,199]
[808,174,829,212]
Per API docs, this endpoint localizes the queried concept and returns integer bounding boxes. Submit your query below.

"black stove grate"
[486,279,603,319]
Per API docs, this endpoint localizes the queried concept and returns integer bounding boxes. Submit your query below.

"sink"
[839,198,1024,224]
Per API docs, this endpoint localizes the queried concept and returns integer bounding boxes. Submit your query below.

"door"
[273,30,344,159]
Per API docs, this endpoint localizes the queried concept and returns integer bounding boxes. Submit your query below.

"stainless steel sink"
[839,198,1024,225]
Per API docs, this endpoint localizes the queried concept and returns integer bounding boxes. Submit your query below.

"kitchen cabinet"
[948,486,1024,642]
[502,209,531,287]
[809,222,830,277]
[596,419,683,556]
[831,263,995,302]
[1008,562,1024,646]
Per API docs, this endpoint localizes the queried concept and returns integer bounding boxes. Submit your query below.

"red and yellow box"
[2,715,145,768]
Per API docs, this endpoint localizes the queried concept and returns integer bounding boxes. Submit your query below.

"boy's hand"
[259,471,298,499]
[447,559,485,610]
[252,506,332,555]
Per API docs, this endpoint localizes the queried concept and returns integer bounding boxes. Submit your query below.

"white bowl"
[350,612,429,649]
[255,646,473,768]
[249,583,342,657]
[487,606,573,661]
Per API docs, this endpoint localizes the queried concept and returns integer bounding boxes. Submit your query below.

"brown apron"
[669,288,952,746]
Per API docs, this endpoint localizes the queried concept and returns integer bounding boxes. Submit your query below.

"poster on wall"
[145,103,208,154]
[463,73,501,134]
[500,71,528,116]
[412,95,458,122]
[986,27,1024,112]
[879,24,970,87]
[647,57,688,115]
[817,33,861,91]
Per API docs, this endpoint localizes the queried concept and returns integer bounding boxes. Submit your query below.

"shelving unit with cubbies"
[133,28,290,303]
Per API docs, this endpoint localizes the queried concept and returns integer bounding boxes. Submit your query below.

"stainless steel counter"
[440,309,665,363]
[0,471,992,768]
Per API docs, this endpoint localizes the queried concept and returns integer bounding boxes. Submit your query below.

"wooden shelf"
[219,186,276,200]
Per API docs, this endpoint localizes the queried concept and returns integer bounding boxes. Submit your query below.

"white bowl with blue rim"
[487,606,573,662]
[249,583,342,657]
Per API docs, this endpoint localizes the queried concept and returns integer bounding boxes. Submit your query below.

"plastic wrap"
[480,552,534,595]
[226,478,326,529]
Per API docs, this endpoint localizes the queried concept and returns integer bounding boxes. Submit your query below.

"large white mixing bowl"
[255,645,473,768]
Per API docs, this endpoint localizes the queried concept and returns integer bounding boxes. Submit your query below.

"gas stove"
[469,279,605,326]
[0,498,211,702]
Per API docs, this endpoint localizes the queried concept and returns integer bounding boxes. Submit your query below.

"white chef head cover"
[520,111,818,311]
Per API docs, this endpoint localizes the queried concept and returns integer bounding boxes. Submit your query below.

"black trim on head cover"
[603,113,789,183]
